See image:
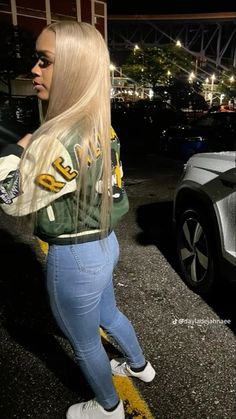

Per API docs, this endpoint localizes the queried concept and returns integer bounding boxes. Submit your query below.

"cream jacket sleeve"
[0,136,78,216]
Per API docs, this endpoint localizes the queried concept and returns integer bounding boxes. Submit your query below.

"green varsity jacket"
[0,127,129,244]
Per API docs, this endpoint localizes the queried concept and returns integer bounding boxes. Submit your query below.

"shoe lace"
[82,400,98,411]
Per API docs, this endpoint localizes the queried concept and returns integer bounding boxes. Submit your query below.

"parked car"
[173,151,236,295]
[111,98,187,151]
[160,112,236,160]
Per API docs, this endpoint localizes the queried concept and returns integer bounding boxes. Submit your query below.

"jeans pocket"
[70,241,111,275]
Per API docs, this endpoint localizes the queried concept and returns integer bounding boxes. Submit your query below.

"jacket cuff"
[0,143,24,158]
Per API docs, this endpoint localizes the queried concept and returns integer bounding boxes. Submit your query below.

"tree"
[0,22,35,99]
[165,79,208,110]
[122,43,194,96]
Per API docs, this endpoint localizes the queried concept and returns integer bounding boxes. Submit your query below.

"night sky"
[107,0,236,15]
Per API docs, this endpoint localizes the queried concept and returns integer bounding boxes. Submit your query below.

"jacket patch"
[95,148,124,202]
[111,149,123,202]
[35,174,66,192]
[0,170,21,204]
[52,157,77,180]
[74,144,101,168]
[35,156,78,192]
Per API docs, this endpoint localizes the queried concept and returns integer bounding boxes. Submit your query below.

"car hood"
[187,151,236,173]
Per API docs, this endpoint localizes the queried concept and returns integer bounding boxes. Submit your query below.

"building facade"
[0,0,107,40]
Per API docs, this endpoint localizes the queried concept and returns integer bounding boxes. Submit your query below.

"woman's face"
[31,30,55,101]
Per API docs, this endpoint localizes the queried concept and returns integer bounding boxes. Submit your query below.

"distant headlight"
[186,136,206,142]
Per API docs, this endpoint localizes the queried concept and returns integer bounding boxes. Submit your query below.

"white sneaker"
[110,359,156,383]
[66,399,124,419]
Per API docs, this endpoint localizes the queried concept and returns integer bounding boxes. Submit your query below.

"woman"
[0,22,155,419]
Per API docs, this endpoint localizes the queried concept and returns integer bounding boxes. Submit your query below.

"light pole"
[229,76,235,108]
[220,94,225,105]
[204,77,210,102]
[110,64,116,87]
[209,74,216,106]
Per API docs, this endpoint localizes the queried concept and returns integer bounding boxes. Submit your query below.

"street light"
[110,64,116,86]
[188,71,195,83]
[203,77,210,102]
[211,74,216,91]
[166,70,171,85]
[209,74,216,106]
[176,40,182,47]
[228,76,235,109]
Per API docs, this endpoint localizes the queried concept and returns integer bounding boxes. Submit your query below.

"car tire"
[176,207,218,294]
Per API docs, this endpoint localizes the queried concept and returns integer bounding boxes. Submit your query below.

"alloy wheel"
[179,217,209,284]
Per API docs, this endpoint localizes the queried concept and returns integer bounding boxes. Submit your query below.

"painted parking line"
[100,329,154,419]
[38,239,49,254]
[114,375,154,419]
[38,239,154,419]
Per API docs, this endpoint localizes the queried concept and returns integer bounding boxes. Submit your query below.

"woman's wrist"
[17,133,32,148]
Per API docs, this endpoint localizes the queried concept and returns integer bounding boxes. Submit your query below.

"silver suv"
[173,151,236,294]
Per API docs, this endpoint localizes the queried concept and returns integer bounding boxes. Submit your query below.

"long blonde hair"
[21,21,112,232]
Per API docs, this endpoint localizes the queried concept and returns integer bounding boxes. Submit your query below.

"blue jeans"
[46,231,145,409]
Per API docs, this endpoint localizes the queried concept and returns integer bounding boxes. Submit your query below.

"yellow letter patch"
[35,156,78,192]
[35,174,66,192]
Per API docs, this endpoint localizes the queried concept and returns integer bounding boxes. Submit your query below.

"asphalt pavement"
[0,152,235,419]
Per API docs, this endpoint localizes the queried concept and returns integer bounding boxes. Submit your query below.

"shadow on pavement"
[0,228,92,396]
[135,200,177,271]
[135,201,236,336]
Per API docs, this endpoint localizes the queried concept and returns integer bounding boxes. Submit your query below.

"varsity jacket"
[0,127,129,244]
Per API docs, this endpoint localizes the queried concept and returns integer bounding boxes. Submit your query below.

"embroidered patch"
[35,156,78,192]
[0,170,21,204]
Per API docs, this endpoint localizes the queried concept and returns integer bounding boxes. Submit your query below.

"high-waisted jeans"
[46,231,145,409]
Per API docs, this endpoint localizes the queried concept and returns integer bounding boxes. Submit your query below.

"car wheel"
[176,207,217,294]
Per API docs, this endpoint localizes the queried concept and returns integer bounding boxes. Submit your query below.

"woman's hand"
[17,133,32,149]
